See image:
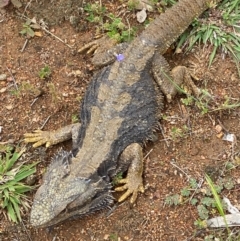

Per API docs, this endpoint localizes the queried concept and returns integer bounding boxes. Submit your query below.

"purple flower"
[116,54,124,62]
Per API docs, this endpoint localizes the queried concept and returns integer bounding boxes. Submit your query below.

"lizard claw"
[78,41,99,55]
[115,175,144,203]
[24,130,54,148]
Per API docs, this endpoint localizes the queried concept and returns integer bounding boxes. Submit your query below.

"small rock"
[216,132,224,139]
[215,124,222,133]
[137,8,147,23]
[10,69,16,74]
[5,104,13,110]
[0,74,7,81]
[11,0,22,8]
[103,234,109,240]
[0,87,7,93]
[25,174,37,185]
[62,92,68,97]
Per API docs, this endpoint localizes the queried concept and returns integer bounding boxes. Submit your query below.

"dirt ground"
[0,1,240,241]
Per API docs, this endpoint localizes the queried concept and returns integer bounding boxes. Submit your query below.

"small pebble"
[216,132,224,139]
[11,0,22,8]
[215,124,222,133]
[0,74,7,81]
[5,104,13,110]
[0,87,7,93]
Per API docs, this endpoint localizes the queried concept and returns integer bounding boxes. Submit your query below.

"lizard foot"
[115,174,144,204]
[24,130,57,148]
[78,39,100,55]
[78,35,117,55]
[78,36,125,67]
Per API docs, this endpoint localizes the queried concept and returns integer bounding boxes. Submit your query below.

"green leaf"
[205,175,224,216]
[4,148,25,173]
[14,184,33,194]
[15,168,33,181]
[189,178,198,189]
[165,194,181,206]
[3,189,9,199]
[201,197,215,207]
[197,204,209,220]
[208,45,217,67]
[27,28,35,37]
[190,198,198,206]
[10,196,21,222]
[181,188,191,197]
[20,29,27,35]
[3,196,9,208]
[6,202,18,223]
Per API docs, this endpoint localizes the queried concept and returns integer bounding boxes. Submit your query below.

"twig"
[217,119,229,133]
[20,39,29,52]
[21,221,33,241]
[52,234,57,241]
[143,148,153,160]
[40,115,51,129]
[158,123,169,147]
[30,97,39,107]
[18,13,73,49]
[106,203,118,217]
[189,178,204,203]
[40,26,73,49]
[6,67,18,90]
[170,160,191,180]
[22,0,33,16]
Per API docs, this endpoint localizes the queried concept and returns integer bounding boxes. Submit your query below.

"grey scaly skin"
[24,0,220,228]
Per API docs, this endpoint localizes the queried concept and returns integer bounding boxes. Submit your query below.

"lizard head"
[30,150,114,227]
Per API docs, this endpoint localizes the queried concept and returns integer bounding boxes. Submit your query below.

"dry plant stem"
[106,203,118,218]
[6,67,18,90]
[41,26,73,49]
[20,39,29,52]
[170,160,191,180]
[30,97,39,107]
[21,221,32,241]
[22,0,34,16]
[143,148,153,160]
[217,119,229,133]
[158,123,169,147]
[189,178,204,203]
[40,115,51,130]
[18,13,73,49]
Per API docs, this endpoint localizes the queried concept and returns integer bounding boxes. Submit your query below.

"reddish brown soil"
[0,1,239,241]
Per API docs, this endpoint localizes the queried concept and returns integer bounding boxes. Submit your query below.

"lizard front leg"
[115,143,144,203]
[24,123,81,148]
[78,35,128,67]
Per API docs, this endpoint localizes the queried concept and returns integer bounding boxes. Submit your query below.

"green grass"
[177,0,240,74]
[0,145,38,223]
[38,65,51,79]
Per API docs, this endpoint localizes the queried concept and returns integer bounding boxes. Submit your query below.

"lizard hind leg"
[115,143,144,204]
[152,53,200,103]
